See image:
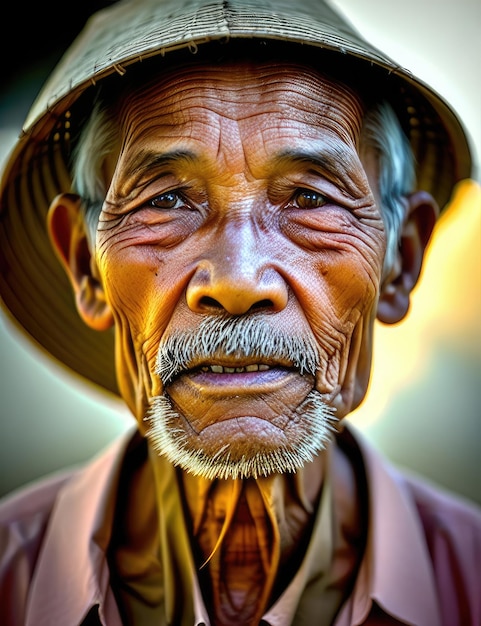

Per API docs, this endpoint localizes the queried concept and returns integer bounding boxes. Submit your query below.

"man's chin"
[145,391,338,480]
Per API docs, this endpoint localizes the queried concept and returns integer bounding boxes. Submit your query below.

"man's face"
[95,60,386,478]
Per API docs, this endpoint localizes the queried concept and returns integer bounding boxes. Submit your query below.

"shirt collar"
[336,424,442,626]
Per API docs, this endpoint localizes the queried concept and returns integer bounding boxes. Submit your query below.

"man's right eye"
[148,191,183,209]
[293,189,329,210]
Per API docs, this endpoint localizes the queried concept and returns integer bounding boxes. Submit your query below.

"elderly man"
[0,0,480,624]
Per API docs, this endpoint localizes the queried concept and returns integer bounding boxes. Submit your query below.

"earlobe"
[377,190,439,325]
[47,193,114,331]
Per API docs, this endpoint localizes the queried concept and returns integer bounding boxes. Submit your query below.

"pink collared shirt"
[0,424,480,625]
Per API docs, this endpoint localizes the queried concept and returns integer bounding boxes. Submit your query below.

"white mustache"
[156,315,320,386]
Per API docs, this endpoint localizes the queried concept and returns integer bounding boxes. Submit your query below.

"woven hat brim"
[0,0,473,395]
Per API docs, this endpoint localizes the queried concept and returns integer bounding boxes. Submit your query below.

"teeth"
[200,364,270,374]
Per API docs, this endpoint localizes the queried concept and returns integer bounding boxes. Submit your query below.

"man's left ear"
[377,190,439,324]
[47,193,114,331]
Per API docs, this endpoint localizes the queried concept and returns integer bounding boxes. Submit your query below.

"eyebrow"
[272,146,361,194]
[129,148,198,177]
[273,145,357,172]
[119,148,199,198]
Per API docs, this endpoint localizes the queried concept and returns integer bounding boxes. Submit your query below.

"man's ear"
[47,193,114,331]
[377,190,439,324]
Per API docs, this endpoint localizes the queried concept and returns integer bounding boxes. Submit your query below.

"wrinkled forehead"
[109,57,366,145]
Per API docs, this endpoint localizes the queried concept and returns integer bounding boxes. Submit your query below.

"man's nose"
[186,225,288,316]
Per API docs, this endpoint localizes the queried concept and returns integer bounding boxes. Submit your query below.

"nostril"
[250,299,274,311]
[197,295,275,314]
[198,295,224,310]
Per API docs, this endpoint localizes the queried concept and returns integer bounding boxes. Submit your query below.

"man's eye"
[148,192,183,210]
[294,189,328,209]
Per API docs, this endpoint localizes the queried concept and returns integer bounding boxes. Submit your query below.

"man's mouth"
[199,363,271,374]
[155,315,321,390]
[163,353,298,383]
[166,359,309,399]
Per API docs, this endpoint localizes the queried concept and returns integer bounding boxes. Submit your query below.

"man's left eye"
[148,192,183,210]
[293,189,329,209]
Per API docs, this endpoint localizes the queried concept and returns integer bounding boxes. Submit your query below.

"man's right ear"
[47,193,114,331]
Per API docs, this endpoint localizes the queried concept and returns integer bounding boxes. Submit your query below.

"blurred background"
[0,0,480,503]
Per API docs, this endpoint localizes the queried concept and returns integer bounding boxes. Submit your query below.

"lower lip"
[178,367,298,395]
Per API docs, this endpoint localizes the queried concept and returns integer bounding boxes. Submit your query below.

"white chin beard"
[145,390,338,481]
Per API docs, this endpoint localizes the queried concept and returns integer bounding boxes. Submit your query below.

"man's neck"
[180,454,328,624]
[139,434,365,625]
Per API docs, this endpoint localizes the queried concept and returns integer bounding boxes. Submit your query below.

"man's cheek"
[112,324,165,423]
[100,281,164,411]
[313,314,358,395]
[311,273,380,400]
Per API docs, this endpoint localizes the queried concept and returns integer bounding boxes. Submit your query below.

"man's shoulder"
[0,469,76,526]
[343,423,481,535]
[0,468,80,568]
[410,468,480,512]
[0,426,138,530]
[0,469,79,624]
[342,424,481,622]
[0,429,138,624]
[402,472,481,622]
[403,470,481,552]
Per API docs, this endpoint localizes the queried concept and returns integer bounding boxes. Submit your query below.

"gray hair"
[71,102,117,248]
[72,99,415,275]
[361,101,416,273]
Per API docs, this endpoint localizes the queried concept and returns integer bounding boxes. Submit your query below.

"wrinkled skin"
[98,62,384,422]
[48,60,437,624]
